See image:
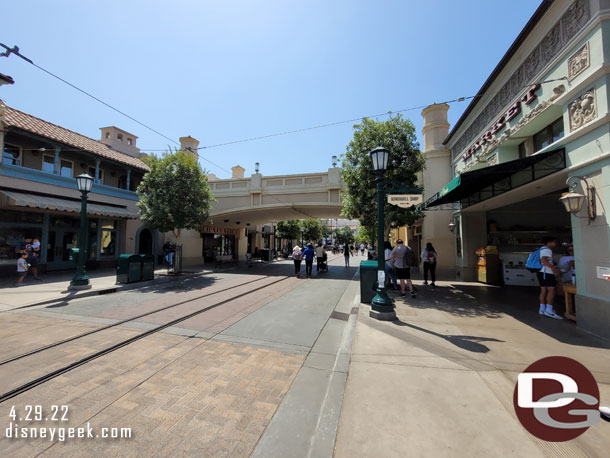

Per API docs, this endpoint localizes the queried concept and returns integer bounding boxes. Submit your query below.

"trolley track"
[0,275,271,366]
[0,275,292,403]
[0,254,344,403]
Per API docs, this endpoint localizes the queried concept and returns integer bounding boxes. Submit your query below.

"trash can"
[117,254,142,284]
[140,254,154,281]
[360,260,379,303]
[260,248,271,261]
[69,248,80,264]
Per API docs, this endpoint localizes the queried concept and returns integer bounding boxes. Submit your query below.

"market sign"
[387,194,423,208]
[201,226,238,235]
[462,84,540,162]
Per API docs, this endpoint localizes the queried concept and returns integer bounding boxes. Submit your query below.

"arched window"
[105,132,110,139]
[127,138,133,145]
[117,133,123,141]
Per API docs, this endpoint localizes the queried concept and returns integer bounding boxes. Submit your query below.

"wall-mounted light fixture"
[448,218,456,232]
[254,162,260,173]
[332,155,338,167]
[559,176,596,224]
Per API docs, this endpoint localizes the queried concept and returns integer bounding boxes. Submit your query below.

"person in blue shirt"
[302,243,315,277]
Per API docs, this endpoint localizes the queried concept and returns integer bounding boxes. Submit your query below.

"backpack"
[293,250,302,261]
[525,246,544,273]
[403,246,414,267]
[425,251,436,263]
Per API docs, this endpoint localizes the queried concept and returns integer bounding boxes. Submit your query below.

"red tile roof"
[1,103,149,171]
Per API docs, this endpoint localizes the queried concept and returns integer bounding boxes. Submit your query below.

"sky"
[1,0,540,178]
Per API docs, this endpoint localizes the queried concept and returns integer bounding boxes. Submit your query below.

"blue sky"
[1,0,539,178]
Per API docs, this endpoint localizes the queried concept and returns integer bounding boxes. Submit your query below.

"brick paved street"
[0,257,358,457]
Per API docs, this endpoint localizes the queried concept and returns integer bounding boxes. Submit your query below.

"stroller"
[317,253,328,272]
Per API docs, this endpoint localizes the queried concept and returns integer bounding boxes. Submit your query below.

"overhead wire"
[1,43,570,174]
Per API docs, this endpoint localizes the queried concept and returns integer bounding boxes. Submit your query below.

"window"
[42,154,55,173]
[60,160,73,178]
[533,117,564,153]
[117,133,123,141]
[2,143,22,166]
[105,132,110,139]
[88,166,104,184]
[127,138,133,146]
[518,142,526,159]
[100,220,117,257]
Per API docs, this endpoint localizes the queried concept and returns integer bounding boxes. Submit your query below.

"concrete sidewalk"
[334,281,610,458]
[0,267,204,311]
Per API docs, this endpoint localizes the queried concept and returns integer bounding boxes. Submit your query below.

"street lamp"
[560,176,596,223]
[369,146,395,321]
[70,173,94,290]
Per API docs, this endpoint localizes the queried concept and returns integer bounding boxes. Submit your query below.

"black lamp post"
[70,173,94,290]
[369,146,395,320]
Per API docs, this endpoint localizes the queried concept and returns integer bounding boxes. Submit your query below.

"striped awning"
[0,190,139,219]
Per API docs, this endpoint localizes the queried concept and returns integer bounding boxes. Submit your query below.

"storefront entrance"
[46,228,78,270]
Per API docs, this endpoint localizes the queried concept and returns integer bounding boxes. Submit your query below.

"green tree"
[356,225,376,246]
[137,150,213,243]
[300,219,322,244]
[341,115,424,239]
[275,220,301,246]
[334,226,354,245]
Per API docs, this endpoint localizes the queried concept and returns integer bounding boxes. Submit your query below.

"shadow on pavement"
[392,319,503,353]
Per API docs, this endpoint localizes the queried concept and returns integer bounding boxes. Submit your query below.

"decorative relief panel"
[567,42,590,81]
[568,89,596,131]
[452,0,590,159]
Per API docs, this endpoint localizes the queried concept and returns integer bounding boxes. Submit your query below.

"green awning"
[425,148,566,208]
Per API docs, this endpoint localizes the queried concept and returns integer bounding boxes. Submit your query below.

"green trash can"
[117,254,142,284]
[141,254,154,281]
[360,260,379,303]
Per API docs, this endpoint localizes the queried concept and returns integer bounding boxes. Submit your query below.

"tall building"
[423,0,610,339]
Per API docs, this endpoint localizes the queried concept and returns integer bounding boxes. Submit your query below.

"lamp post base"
[69,275,91,290]
[370,288,396,321]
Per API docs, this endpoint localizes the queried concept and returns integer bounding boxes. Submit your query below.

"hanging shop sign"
[201,226,238,235]
[462,84,540,162]
[387,194,423,208]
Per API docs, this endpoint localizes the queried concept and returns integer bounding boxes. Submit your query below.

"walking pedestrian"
[292,245,303,277]
[391,239,415,298]
[303,243,315,277]
[344,244,352,267]
[26,237,41,280]
[536,236,563,319]
[315,243,325,272]
[360,243,365,256]
[16,252,28,286]
[421,242,438,287]
[384,241,398,290]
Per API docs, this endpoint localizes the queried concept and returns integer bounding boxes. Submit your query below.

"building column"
[237,228,248,261]
[456,212,487,282]
[94,159,101,184]
[126,168,131,190]
[53,147,61,175]
[41,214,50,265]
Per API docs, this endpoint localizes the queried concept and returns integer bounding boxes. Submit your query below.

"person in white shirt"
[16,252,28,286]
[384,241,398,290]
[537,237,563,319]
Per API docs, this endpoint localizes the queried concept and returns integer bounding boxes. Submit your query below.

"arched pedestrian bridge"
[207,166,344,226]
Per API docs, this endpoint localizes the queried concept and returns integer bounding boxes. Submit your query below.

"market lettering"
[463,84,540,162]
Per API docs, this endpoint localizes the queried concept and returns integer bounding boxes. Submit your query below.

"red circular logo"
[513,356,599,441]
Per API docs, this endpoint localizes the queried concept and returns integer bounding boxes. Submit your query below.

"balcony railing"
[0,163,138,201]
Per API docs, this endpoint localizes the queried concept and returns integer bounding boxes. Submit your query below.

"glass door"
[47,229,78,270]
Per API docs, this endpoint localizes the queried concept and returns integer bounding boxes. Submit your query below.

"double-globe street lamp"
[369,147,396,321]
[70,173,94,290]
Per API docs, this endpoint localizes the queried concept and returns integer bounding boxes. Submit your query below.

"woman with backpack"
[292,245,303,277]
[421,242,438,288]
